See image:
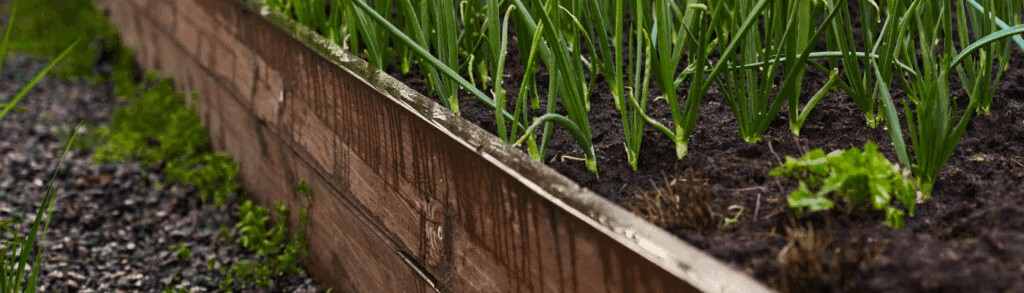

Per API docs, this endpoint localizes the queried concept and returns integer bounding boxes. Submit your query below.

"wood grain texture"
[97,0,774,292]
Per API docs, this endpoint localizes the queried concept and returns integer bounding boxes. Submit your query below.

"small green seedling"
[90,76,240,207]
[172,243,191,261]
[770,143,918,228]
[227,200,307,289]
[295,180,312,199]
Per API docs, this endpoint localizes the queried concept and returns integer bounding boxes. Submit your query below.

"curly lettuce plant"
[771,143,918,228]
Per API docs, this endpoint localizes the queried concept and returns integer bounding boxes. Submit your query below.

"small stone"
[7,152,27,164]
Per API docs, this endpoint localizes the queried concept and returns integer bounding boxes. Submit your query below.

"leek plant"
[876,0,1024,195]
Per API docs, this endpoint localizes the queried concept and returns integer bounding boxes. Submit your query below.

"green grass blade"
[23,125,82,292]
[0,4,17,74]
[1,39,78,121]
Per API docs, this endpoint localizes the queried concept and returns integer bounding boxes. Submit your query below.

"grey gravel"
[0,55,321,292]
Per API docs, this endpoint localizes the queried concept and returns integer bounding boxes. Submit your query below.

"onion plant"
[716,0,845,141]
[272,0,1023,180]
[647,0,708,159]
[268,0,393,71]
[824,0,899,128]
[290,0,328,32]
[507,0,561,162]
[347,0,392,70]
[957,0,1023,114]
[351,0,488,114]
[350,0,594,168]
[639,0,770,158]
[460,0,505,89]
[374,0,465,114]
[967,0,1024,50]
[583,0,652,170]
[507,4,558,161]
[427,0,462,113]
[875,0,1024,195]
[480,0,505,89]
[492,5,517,143]
[513,0,598,173]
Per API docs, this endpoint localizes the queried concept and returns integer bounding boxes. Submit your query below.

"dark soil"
[397,43,1024,291]
[0,56,321,292]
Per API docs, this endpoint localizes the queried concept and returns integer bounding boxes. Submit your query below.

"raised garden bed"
[95,0,1024,292]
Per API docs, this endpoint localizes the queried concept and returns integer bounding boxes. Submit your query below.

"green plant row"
[89,73,309,290]
[265,0,1022,226]
[217,199,307,291]
[88,76,240,207]
[86,68,311,292]
[266,0,1022,190]
[1,0,313,290]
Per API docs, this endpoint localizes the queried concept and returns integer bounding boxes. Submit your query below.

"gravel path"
[0,56,321,292]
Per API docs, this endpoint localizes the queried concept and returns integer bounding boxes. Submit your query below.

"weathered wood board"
[96,0,773,292]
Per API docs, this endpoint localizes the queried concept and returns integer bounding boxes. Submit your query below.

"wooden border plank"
[97,0,775,292]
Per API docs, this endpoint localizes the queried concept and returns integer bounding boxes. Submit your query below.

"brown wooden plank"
[236,0,442,266]
[207,45,434,293]
[102,0,776,292]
